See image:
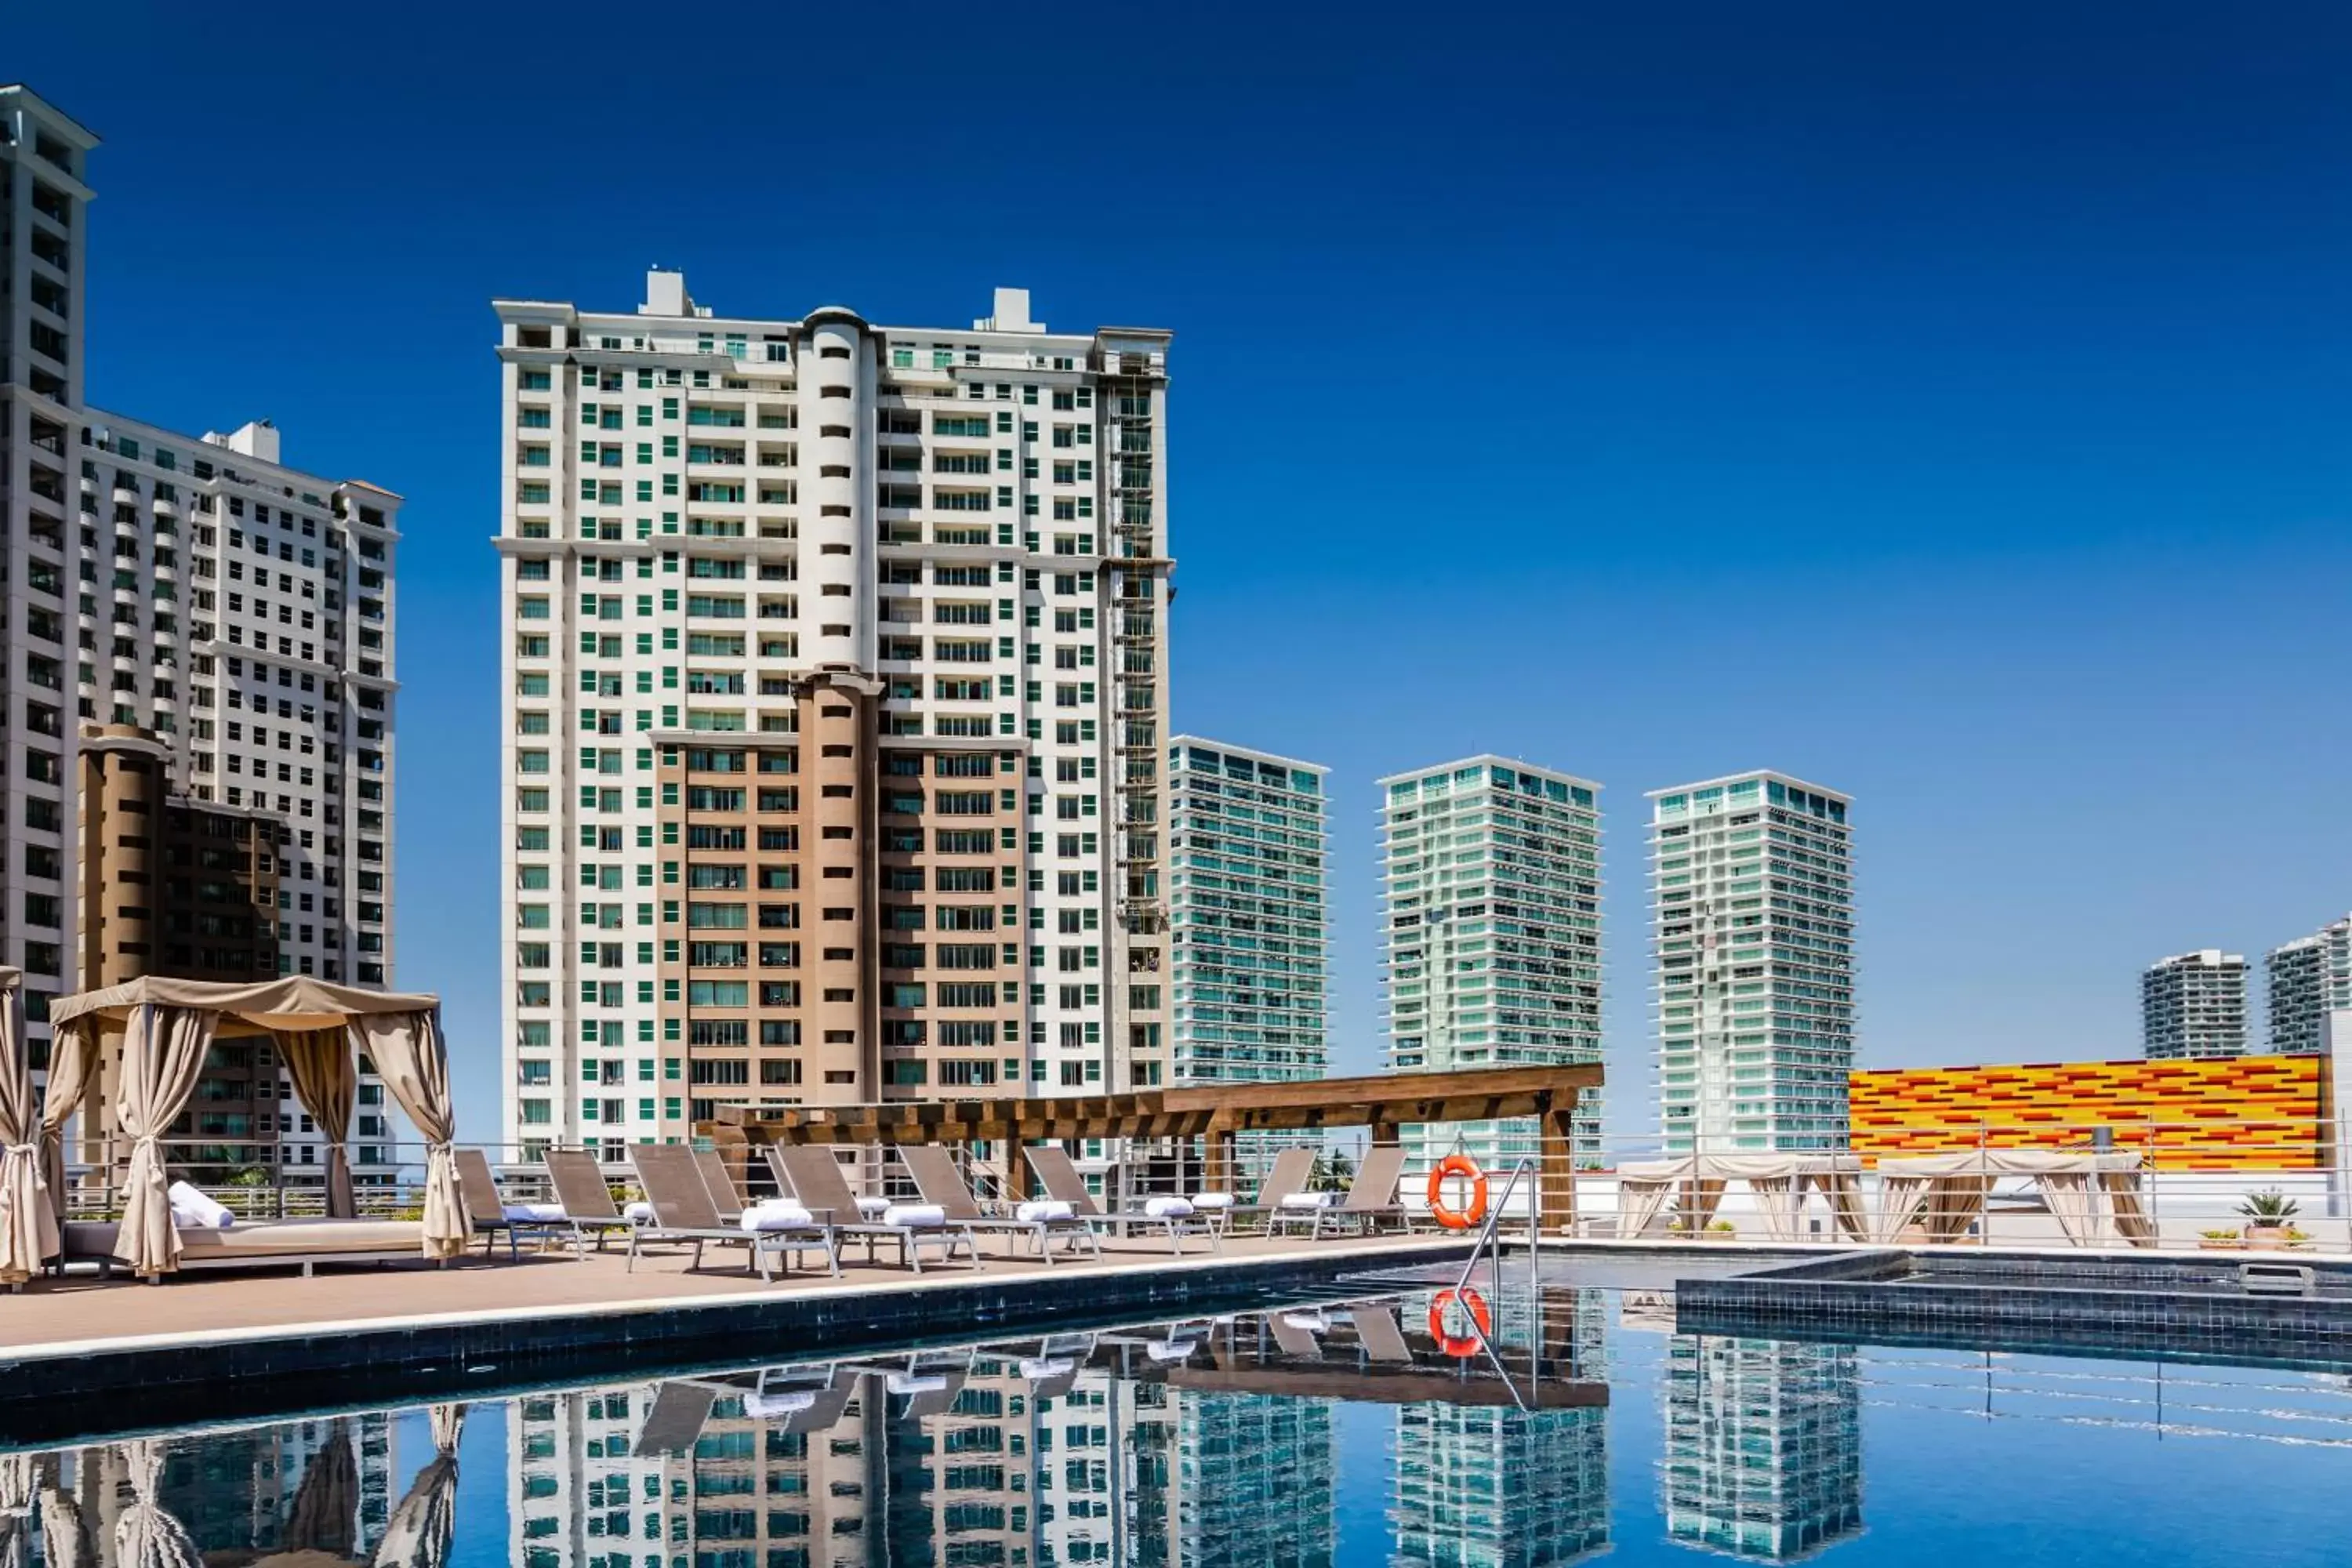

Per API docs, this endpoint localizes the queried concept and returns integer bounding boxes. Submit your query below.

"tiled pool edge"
[1676,1247,2352,1364]
[0,1239,1473,1443]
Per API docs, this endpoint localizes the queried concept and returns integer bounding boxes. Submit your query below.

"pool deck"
[0,1229,1479,1439]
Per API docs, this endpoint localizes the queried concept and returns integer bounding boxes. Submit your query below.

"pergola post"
[1203,1115,1237,1198]
[1541,1105,1578,1236]
[1004,1138,1033,1204]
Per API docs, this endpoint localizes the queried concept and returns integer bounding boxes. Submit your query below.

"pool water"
[20,1284,2352,1567]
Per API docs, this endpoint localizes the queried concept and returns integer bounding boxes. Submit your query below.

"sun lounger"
[541,1148,640,1254]
[768,1145,980,1274]
[1024,1145,1218,1256]
[628,1144,837,1281]
[691,1147,749,1222]
[1235,1147,1319,1234]
[59,1217,428,1279]
[898,1144,1099,1264]
[1268,1311,1327,1359]
[1293,1145,1410,1240]
[454,1147,578,1260]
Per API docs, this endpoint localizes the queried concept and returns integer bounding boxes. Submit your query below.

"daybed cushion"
[64,1217,426,1264]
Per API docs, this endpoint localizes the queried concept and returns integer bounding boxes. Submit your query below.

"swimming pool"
[16,1283,2351,1566]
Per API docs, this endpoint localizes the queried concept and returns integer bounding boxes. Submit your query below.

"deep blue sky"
[16,3,2350,1142]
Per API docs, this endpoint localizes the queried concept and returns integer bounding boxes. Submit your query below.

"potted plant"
[2198,1228,2244,1251]
[1705,1220,1737,1241]
[2239,1189,2300,1247]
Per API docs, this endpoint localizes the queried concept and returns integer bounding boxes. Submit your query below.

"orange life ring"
[1428,1287,1492,1359]
[1426,1153,1489,1230]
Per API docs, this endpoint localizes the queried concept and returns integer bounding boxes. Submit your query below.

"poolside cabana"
[38,975,469,1279]
[1870,1149,2156,1247]
[1613,1154,1869,1242]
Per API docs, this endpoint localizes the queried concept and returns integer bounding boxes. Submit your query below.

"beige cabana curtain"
[0,974,57,1283]
[117,1005,220,1278]
[2101,1168,2157,1247]
[281,1027,358,1218]
[1815,1168,1870,1240]
[354,1011,470,1258]
[38,1021,96,1226]
[1749,1174,1805,1240]
[113,1439,200,1568]
[1872,1168,1934,1242]
[1614,1159,1685,1237]
[372,1406,466,1568]
[2039,1170,2100,1246]
[36,1457,89,1568]
[285,1419,358,1558]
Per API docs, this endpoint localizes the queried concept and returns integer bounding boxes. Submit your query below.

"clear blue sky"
[16,3,2350,1142]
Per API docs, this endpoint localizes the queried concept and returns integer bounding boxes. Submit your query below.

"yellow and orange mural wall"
[1848,1054,2330,1171]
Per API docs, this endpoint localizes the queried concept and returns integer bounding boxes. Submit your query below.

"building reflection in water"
[1661,1335,1864,1561]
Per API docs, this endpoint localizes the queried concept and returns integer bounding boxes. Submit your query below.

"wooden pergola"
[706,1062,1604,1228]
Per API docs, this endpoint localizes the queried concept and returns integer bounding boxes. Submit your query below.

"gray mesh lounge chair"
[1240,1147,1322,1236]
[628,1143,837,1281]
[1025,1145,1218,1257]
[1268,1310,1327,1360]
[1349,1305,1416,1365]
[542,1148,638,1254]
[455,1147,572,1260]
[1297,1145,1410,1240]
[768,1145,980,1274]
[691,1147,748,1222]
[898,1144,1100,1264]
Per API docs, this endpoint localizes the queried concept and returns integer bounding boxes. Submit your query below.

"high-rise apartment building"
[495,273,1171,1154]
[1381,756,1602,1176]
[1652,772,1854,1155]
[2267,916,2351,1056]
[2,88,400,1144]
[1167,736,1327,1085]
[2141,949,2249,1059]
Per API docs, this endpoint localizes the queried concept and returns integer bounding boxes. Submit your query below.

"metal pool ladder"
[1436,1156,1543,1410]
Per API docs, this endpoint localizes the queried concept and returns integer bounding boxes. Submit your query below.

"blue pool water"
[21,1284,2352,1566]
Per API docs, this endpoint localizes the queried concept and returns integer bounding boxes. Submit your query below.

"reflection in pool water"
[15,1283,2352,1567]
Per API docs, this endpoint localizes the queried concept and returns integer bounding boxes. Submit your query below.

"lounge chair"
[898,1144,1100,1265]
[691,1146,749,1222]
[1025,1145,1219,1256]
[455,1147,577,1260]
[542,1148,640,1254]
[742,1367,858,1433]
[1296,1145,1410,1240]
[768,1145,980,1274]
[627,1143,837,1281]
[1268,1309,1328,1360]
[1239,1147,1321,1235]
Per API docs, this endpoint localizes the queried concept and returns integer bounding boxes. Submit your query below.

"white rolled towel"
[1143,1196,1195,1219]
[1147,1337,1200,1363]
[887,1371,950,1396]
[1016,1200,1076,1223]
[742,1389,815,1419]
[167,1180,234,1229]
[882,1203,948,1229]
[1189,1192,1235,1210]
[739,1202,817,1233]
[1278,1192,1337,1210]
[503,1202,567,1223]
[856,1196,891,1218]
[624,1200,656,1225]
[1281,1311,1331,1334]
[1019,1356,1075,1381]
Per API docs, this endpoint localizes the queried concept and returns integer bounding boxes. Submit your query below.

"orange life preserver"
[1428,1287,1492,1359]
[1426,1153,1489,1230]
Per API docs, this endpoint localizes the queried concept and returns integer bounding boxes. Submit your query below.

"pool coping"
[0,1236,1476,1444]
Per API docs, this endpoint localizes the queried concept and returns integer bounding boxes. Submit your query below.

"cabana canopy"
[1871,1149,2155,1247]
[1614,1153,1867,1242]
[41,975,467,1278]
[47,976,441,1037]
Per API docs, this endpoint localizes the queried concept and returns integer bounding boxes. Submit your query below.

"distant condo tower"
[2266,916,2351,1056]
[1652,772,1854,1155]
[1381,756,1602,1180]
[2141,949,2250,1058]
[1167,738,1328,1085]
